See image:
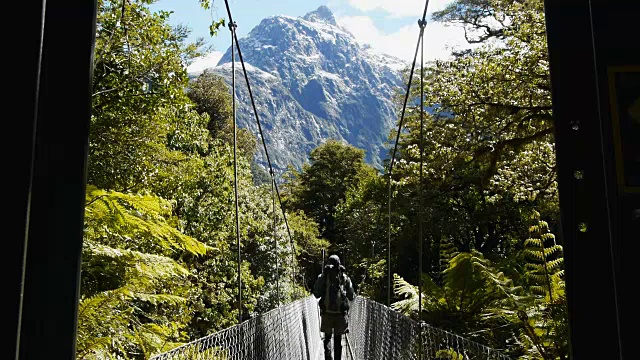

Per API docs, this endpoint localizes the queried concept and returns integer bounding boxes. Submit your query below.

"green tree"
[285,140,371,244]
[387,0,557,289]
[334,165,388,299]
[187,70,257,159]
[283,140,378,292]
[82,1,316,356]
[78,186,208,358]
[89,0,202,191]
[385,1,567,355]
[425,0,555,202]
[286,210,330,293]
[149,138,260,336]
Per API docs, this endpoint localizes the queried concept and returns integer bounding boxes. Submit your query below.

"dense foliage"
[79,0,568,358]
[79,1,323,358]
[282,0,568,358]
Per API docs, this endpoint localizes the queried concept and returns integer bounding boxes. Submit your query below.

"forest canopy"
[79,0,567,359]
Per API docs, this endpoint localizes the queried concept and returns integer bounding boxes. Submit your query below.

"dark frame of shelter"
[607,66,640,193]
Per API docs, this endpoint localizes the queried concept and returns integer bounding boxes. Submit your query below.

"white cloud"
[338,15,476,62]
[345,0,454,18]
[186,51,224,75]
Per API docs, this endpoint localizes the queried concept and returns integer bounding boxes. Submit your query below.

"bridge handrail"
[151,295,511,359]
[150,295,322,360]
[347,296,512,359]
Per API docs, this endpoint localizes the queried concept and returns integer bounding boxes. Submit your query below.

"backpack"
[321,271,350,314]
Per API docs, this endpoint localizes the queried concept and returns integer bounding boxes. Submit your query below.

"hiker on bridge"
[313,255,355,360]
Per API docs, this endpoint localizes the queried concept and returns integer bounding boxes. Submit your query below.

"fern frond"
[391,297,419,315]
[544,245,563,257]
[546,258,564,271]
[525,250,546,262]
[391,269,455,317]
[540,232,555,240]
[530,286,546,296]
[120,288,186,305]
[524,238,543,247]
[524,263,545,272]
[520,213,569,358]
[85,185,209,256]
[85,240,191,279]
[128,322,187,358]
[393,273,418,299]
[551,270,565,280]
[526,274,547,283]
[77,286,187,358]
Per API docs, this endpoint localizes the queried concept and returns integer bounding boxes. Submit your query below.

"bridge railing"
[150,296,323,360]
[151,295,511,360]
[346,296,511,360]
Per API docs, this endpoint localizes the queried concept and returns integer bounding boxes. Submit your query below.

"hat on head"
[327,255,341,266]
[324,254,342,272]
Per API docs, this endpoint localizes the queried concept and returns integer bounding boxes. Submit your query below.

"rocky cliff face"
[190,6,406,171]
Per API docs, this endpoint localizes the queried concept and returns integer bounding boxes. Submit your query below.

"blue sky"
[150,0,472,71]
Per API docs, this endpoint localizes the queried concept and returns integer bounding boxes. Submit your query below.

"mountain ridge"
[190,6,407,172]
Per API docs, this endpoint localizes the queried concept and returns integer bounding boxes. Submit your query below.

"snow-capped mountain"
[191,6,407,171]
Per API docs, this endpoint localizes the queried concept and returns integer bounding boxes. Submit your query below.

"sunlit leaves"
[516,212,568,359]
[90,0,203,191]
[198,0,226,36]
[85,185,209,256]
[82,1,314,357]
[187,71,258,159]
[285,139,370,243]
[80,186,204,357]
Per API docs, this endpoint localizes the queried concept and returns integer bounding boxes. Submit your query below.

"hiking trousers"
[323,332,343,360]
[320,312,348,360]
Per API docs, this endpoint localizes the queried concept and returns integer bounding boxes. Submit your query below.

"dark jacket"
[313,265,355,313]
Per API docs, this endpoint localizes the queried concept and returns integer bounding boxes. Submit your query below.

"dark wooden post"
[9,0,97,359]
[544,1,637,358]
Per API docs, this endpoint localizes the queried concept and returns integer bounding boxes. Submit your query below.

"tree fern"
[76,287,188,359]
[85,185,209,256]
[391,273,421,315]
[520,212,569,359]
[79,186,209,358]
[444,251,508,313]
[483,212,569,359]
[393,250,522,316]
[392,251,524,353]
[524,213,565,304]
[392,272,447,316]
[439,235,458,278]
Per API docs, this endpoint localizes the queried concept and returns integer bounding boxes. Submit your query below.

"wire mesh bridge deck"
[151,296,510,360]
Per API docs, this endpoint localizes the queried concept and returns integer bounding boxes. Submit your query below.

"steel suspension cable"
[386,0,432,307]
[273,175,280,307]
[222,0,298,288]
[418,17,427,360]
[229,21,242,325]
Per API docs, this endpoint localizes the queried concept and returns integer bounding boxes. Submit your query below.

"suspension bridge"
[13,0,635,357]
[148,0,513,359]
[151,296,510,360]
